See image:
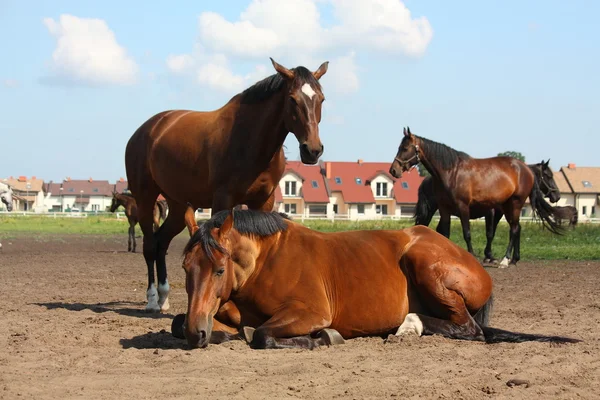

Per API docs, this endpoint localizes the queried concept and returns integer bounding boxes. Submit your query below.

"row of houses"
[2,161,599,220]
[1,176,127,212]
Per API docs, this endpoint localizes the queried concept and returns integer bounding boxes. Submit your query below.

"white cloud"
[166,0,432,94]
[43,14,139,85]
[3,79,19,88]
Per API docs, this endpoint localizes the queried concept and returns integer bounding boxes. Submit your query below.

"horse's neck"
[418,141,450,183]
[225,93,288,167]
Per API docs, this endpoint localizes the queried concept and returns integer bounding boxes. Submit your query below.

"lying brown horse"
[171,209,580,349]
[554,205,578,227]
[109,192,168,252]
[413,160,560,263]
[390,127,564,268]
[125,58,329,312]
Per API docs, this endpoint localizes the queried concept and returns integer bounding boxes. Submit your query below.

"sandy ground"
[0,233,598,399]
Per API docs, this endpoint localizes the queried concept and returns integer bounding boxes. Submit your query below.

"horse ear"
[403,127,408,137]
[270,57,295,80]
[313,61,329,80]
[218,209,235,240]
[407,126,412,136]
[184,204,199,237]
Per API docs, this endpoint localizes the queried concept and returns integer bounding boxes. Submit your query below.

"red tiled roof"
[325,161,423,204]
[284,161,329,203]
[274,186,283,203]
[61,179,114,196]
[115,179,128,193]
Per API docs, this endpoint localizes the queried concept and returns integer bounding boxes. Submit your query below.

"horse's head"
[537,159,560,203]
[109,191,120,213]
[389,127,421,178]
[270,58,328,165]
[180,210,237,348]
[0,186,13,212]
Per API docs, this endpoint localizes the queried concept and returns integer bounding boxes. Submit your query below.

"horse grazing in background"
[554,205,578,227]
[125,57,329,312]
[170,209,580,349]
[389,127,564,268]
[413,160,560,263]
[109,192,168,252]
[0,182,13,212]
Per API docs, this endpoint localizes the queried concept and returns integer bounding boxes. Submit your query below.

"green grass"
[1,215,599,261]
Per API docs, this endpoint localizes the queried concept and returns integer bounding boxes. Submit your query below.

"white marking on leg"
[395,313,424,336]
[158,280,170,312]
[301,83,316,99]
[146,284,160,312]
[499,257,510,268]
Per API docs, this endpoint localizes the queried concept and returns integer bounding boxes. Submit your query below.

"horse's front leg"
[244,304,344,350]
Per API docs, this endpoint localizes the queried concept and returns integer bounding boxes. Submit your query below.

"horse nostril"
[199,330,207,340]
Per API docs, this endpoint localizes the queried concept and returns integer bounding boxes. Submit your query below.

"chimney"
[89,177,93,182]
[326,162,332,179]
[18,176,26,182]
[357,159,363,165]
[568,163,576,169]
[32,176,36,180]
[119,177,125,182]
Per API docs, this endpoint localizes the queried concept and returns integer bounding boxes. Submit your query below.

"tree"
[498,151,525,162]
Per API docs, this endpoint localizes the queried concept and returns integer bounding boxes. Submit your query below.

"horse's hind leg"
[153,201,187,312]
[483,210,503,264]
[136,200,161,312]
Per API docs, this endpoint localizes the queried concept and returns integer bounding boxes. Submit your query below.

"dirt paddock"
[0,234,598,399]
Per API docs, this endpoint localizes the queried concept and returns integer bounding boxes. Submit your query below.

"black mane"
[419,136,471,169]
[184,210,291,260]
[240,66,321,104]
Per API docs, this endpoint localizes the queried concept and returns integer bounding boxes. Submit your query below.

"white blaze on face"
[301,83,316,100]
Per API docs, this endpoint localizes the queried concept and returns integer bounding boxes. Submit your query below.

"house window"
[355,177,362,185]
[284,181,297,196]
[334,177,342,184]
[582,206,587,216]
[311,180,319,188]
[592,206,596,216]
[582,181,592,188]
[284,203,297,214]
[402,182,409,189]
[309,205,327,215]
[376,182,388,197]
[521,208,528,217]
[68,188,74,192]
[92,204,99,211]
[376,204,388,215]
[333,204,338,214]
[93,188,99,193]
[357,204,365,214]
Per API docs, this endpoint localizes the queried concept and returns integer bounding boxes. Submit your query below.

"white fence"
[2,210,599,224]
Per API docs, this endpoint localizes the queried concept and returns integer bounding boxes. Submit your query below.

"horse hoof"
[243,326,256,343]
[320,328,345,346]
[171,314,186,339]
[145,304,161,313]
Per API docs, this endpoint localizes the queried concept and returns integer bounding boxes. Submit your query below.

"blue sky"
[0,0,598,182]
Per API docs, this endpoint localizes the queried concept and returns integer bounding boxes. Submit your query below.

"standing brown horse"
[109,192,168,252]
[554,205,578,227]
[413,160,560,263]
[389,127,564,268]
[171,209,579,349]
[125,58,329,312]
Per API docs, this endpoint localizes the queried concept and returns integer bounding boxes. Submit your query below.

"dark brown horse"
[413,160,560,263]
[389,127,564,268]
[109,192,168,252]
[125,58,329,312]
[171,209,579,349]
[554,205,578,227]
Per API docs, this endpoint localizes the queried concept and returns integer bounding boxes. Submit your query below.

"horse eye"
[216,268,225,276]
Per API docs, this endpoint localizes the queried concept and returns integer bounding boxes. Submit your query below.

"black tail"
[413,177,437,226]
[157,200,168,221]
[529,176,564,235]
[473,293,580,344]
[473,293,494,327]
[481,326,581,344]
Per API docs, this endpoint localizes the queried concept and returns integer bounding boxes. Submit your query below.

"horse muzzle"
[183,315,213,349]
[299,143,323,165]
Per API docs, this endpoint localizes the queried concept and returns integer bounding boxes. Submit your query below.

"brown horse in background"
[389,127,564,268]
[125,58,329,312]
[412,160,560,263]
[554,205,578,227]
[171,209,580,349]
[109,192,168,252]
